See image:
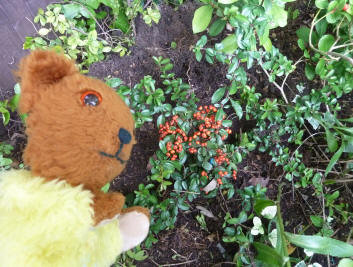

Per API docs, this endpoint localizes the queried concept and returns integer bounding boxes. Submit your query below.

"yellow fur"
[0,170,122,267]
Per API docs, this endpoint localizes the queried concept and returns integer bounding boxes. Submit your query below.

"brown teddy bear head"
[17,50,135,191]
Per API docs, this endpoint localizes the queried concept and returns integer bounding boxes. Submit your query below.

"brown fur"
[17,50,149,223]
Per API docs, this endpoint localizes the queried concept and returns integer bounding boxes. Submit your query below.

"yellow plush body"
[0,169,122,267]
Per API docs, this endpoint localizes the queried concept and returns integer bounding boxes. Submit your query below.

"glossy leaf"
[221,35,238,54]
[286,232,353,257]
[192,5,213,33]
[318,34,335,52]
[230,99,243,119]
[315,0,329,9]
[325,128,338,152]
[254,242,284,267]
[209,19,226,37]
[325,144,344,176]
[218,0,238,4]
[211,87,226,103]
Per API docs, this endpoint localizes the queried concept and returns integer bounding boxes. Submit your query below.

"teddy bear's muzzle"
[99,128,132,164]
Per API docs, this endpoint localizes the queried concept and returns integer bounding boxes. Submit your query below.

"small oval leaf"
[192,5,214,34]
[318,34,335,52]
[211,87,226,103]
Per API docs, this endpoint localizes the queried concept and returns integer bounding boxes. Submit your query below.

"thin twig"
[157,259,198,266]
[309,11,353,67]
[25,17,51,42]
[259,62,289,104]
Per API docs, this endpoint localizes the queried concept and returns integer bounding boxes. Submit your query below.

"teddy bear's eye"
[80,90,102,106]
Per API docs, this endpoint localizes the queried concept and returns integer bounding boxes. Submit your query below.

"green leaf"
[325,144,344,176]
[38,28,50,36]
[315,0,329,9]
[306,116,320,130]
[310,215,324,227]
[325,128,338,152]
[315,18,328,37]
[318,34,335,52]
[192,5,213,34]
[209,19,226,37]
[113,9,130,33]
[62,3,82,19]
[297,39,306,50]
[101,182,110,193]
[211,87,226,103]
[221,35,237,54]
[230,99,243,119]
[254,242,284,267]
[254,199,275,215]
[202,161,213,171]
[218,0,238,3]
[80,0,100,9]
[270,4,288,28]
[286,232,353,257]
[260,35,272,51]
[0,109,10,126]
[215,108,225,121]
[315,58,326,75]
[338,258,353,267]
[296,26,310,42]
[305,64,315,80]
[222,120,232,127]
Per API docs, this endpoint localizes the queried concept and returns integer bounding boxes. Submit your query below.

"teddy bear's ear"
[17,50,78,114]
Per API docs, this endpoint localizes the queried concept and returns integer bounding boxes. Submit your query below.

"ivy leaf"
[192,5,213,34]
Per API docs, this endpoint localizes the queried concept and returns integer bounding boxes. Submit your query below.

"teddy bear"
[0,50,150,267]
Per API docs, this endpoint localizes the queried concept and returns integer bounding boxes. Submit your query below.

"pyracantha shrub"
[158,105,240,196]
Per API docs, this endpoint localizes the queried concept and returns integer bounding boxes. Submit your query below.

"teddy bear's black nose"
[118,128,131,144]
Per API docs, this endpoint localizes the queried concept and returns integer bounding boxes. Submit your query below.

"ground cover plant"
[24,0,160,70]
[1,0,353,266]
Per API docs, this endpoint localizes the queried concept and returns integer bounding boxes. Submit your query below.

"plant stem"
[309,11,353,67]
[276,183,291,267]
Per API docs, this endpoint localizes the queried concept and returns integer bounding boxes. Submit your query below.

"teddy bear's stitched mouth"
[99,128,132,164]
[100,147,126,164]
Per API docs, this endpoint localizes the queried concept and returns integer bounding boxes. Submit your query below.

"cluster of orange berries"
[201,170,208,178]
[159,115,187,161]
[159,105,238,187]
[215,149,230,165]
